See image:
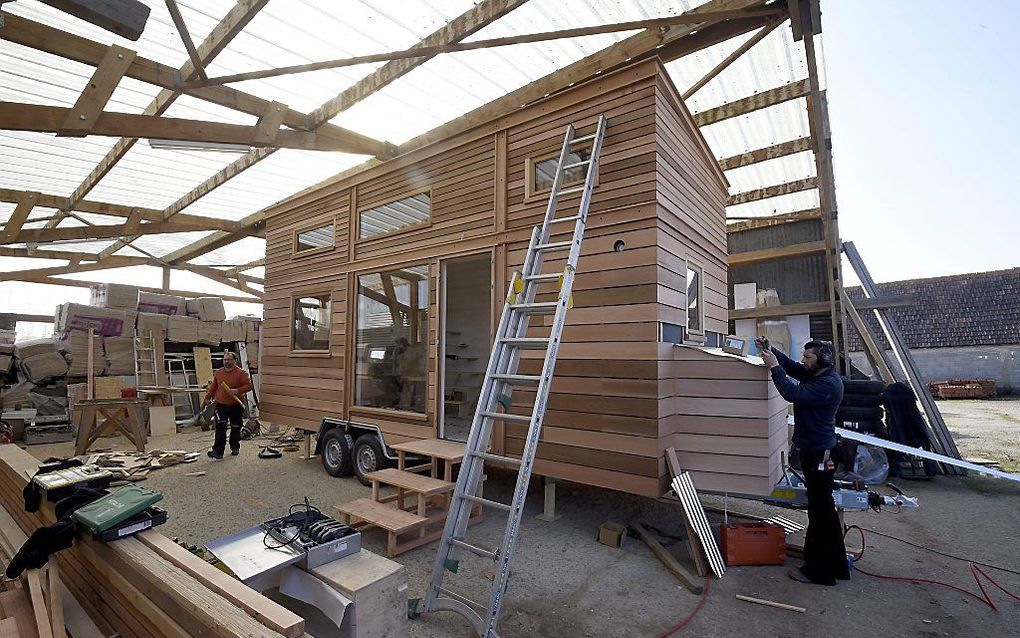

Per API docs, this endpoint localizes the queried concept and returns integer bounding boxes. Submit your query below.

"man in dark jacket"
[759,338,849,586]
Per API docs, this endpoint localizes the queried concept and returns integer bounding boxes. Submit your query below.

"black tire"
[321,429,354,477]
[842,380,886,395]
[836,405,883,423]
[353,434,386,486]
[841,392,884,408]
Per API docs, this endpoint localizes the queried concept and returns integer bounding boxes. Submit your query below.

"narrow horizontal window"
[359,192,430,239]
[296,224,334,252]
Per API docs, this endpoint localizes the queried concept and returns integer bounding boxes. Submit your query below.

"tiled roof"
[845,268,1020,351]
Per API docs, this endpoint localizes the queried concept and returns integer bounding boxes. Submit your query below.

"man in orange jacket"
[202,351,252,459]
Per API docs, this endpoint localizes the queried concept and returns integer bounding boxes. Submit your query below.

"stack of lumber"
[79,450,200,484]
[0,445,306,638]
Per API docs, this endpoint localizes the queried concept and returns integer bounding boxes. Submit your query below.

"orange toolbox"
[720,522,786,566]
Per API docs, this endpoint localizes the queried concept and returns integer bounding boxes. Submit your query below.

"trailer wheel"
[321,429,354,477]
[353,434,386,486]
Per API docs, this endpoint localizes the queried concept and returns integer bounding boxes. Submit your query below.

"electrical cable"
[656,576,711,638]
[263,498,321,550]
[845,526,1020,611]
[852,524,1020,576]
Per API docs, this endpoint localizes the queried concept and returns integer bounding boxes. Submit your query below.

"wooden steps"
[336,499,427,558]
[364,468,454,497]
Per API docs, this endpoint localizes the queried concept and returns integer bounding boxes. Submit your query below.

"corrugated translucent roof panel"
[188,237,267,266]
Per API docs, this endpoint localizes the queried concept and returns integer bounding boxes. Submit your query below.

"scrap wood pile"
[76,449,199,484]
[0,445,307,638]
[928,379,997,399]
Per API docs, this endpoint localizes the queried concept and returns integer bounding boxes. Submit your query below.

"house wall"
[850,345,1020,394]
[261,59,759,497]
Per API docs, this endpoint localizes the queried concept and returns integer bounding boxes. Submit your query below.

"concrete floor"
[22,398,1020,637]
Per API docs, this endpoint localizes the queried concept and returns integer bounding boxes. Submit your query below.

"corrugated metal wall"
[727,219,828,306]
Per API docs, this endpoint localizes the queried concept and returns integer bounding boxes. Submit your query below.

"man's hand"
[760,348,779,369]
[228,388,239,397]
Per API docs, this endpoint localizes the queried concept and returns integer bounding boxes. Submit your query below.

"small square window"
[527,146,593,198]
[296,224,334,253]
[292,295,331,351]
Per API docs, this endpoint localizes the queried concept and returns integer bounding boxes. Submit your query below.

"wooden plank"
[26,570,54,638]
[682,19,782,100]
[735,595,806,613]
[3,218,238,244]
[628,522,702,594]
[727,240,825,267]
[0,192,36,243]
[8,275,258,304]
[839,288,895,384]
[727,177,817,206]
[251,101,288,145]
[47,563,66,638]
[164,0,207,81]
[0,617,20,638]
[717,137,812,172]
[694,78,810,126]
[0,102,368,153]
[664,448,709,577]
[728,301,830,321]
[58,45,137,136]
[725,208,821,231]
[0,588,39,638]
[38,0,151,40]
[135,531,305,638]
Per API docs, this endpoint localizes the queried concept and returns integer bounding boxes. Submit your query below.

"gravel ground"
[939,397,1020,471]
[21,403,1020,638]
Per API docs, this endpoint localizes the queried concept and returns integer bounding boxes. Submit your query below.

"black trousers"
[798,448,850,585]
[213,403,244,455]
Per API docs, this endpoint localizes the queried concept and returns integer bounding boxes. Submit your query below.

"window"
[686,262,704,334]
[527,145,592,198]
[359,192,430,240]
[354,265,429,413]
[292,294,331,352]
[295,223,334,253]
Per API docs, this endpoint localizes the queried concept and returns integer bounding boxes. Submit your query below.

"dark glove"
[5,519,76,578]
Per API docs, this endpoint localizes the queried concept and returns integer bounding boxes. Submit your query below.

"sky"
[822,0,1019,284]
[3,0,1019,336]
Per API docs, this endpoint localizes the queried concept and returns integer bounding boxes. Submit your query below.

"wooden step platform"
[336,498,428,558]
[365,468,454,497]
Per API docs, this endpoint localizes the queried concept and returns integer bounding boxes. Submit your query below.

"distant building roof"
[845,268,1020,351]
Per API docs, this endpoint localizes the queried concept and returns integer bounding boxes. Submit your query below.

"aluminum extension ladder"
[417,115,608,637]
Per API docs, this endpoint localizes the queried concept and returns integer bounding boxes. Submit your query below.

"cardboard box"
[597,521,627,548]
[221,319,246,343]
[55,303,127,336]
[167,315,199,343]
[18,351,69,384]
[90,283,139,309]
[0,329,15,346]
[137,312,169,336]
[137,291,186,316]
[197,321,222,346]
[186,297,226,321]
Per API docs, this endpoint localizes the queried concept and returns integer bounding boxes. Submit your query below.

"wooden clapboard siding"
[260,58,786,499]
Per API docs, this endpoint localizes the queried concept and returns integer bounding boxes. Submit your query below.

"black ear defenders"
[806,340,835,367]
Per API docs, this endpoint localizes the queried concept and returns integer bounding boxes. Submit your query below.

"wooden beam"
[224,258,264,276]
[728,240,826,267]
[251,101,288,146]
[0,13,392,159]
[38,0,151,40]
[58,44,137,136]
[718,136,812,172]
[726,208,821,232]
[185,8,782,88]
[0,102,376,153]
[694,78,811,126]
[181,263,265,297]
[682,19,782,100]
[10,275,260,303]
[0,188,236,229]
[0,314,54,323]
[654,15,775,63]
[629,521,703,594]
[164,0,207,81]
[0,246,149,264]
[157,0,538,266]
[727,177,817,206]
[729,301,831,321]
[3,218,240,244]
[0,259,155,281]
[60,0,269,221]
[0,192,37,243]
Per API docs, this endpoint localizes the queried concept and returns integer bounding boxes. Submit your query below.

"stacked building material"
[103,336,136,376]
[167,315,200,343]
[54,330,104,377]
[14,338,68,384]
[137,312,169,337]
[197,321,223,346]
[0,445,305,638]
[222,319,246,343]
[186,297,226,321]
[55,303,129,337]
[137,292,186,316]
[90,283,139,309]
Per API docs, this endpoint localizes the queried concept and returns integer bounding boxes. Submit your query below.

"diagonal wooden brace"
[58,44,137,136]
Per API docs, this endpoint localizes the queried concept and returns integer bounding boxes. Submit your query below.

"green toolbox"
[72,485,163,534]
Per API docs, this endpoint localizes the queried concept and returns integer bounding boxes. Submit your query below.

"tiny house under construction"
[261,59,785,497]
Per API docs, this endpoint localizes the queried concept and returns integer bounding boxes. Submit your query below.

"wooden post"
[86,327,95,399]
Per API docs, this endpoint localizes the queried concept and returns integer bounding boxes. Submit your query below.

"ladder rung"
[558,185,586,195]
[461,494,512,513]
[561,159,590,170]
[500,337,549,350]
[481,411,531,423]
[472,451,522,467]
[509,302,558,315]
[523,273,560,281]
[438,587,486,612]
[535,240,573,252]
[449,538,498,559]
[491,373,541,385]
[571,133,596,144]
[548,214,581,224]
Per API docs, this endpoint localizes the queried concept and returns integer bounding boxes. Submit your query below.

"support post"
[535,476,561,522]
